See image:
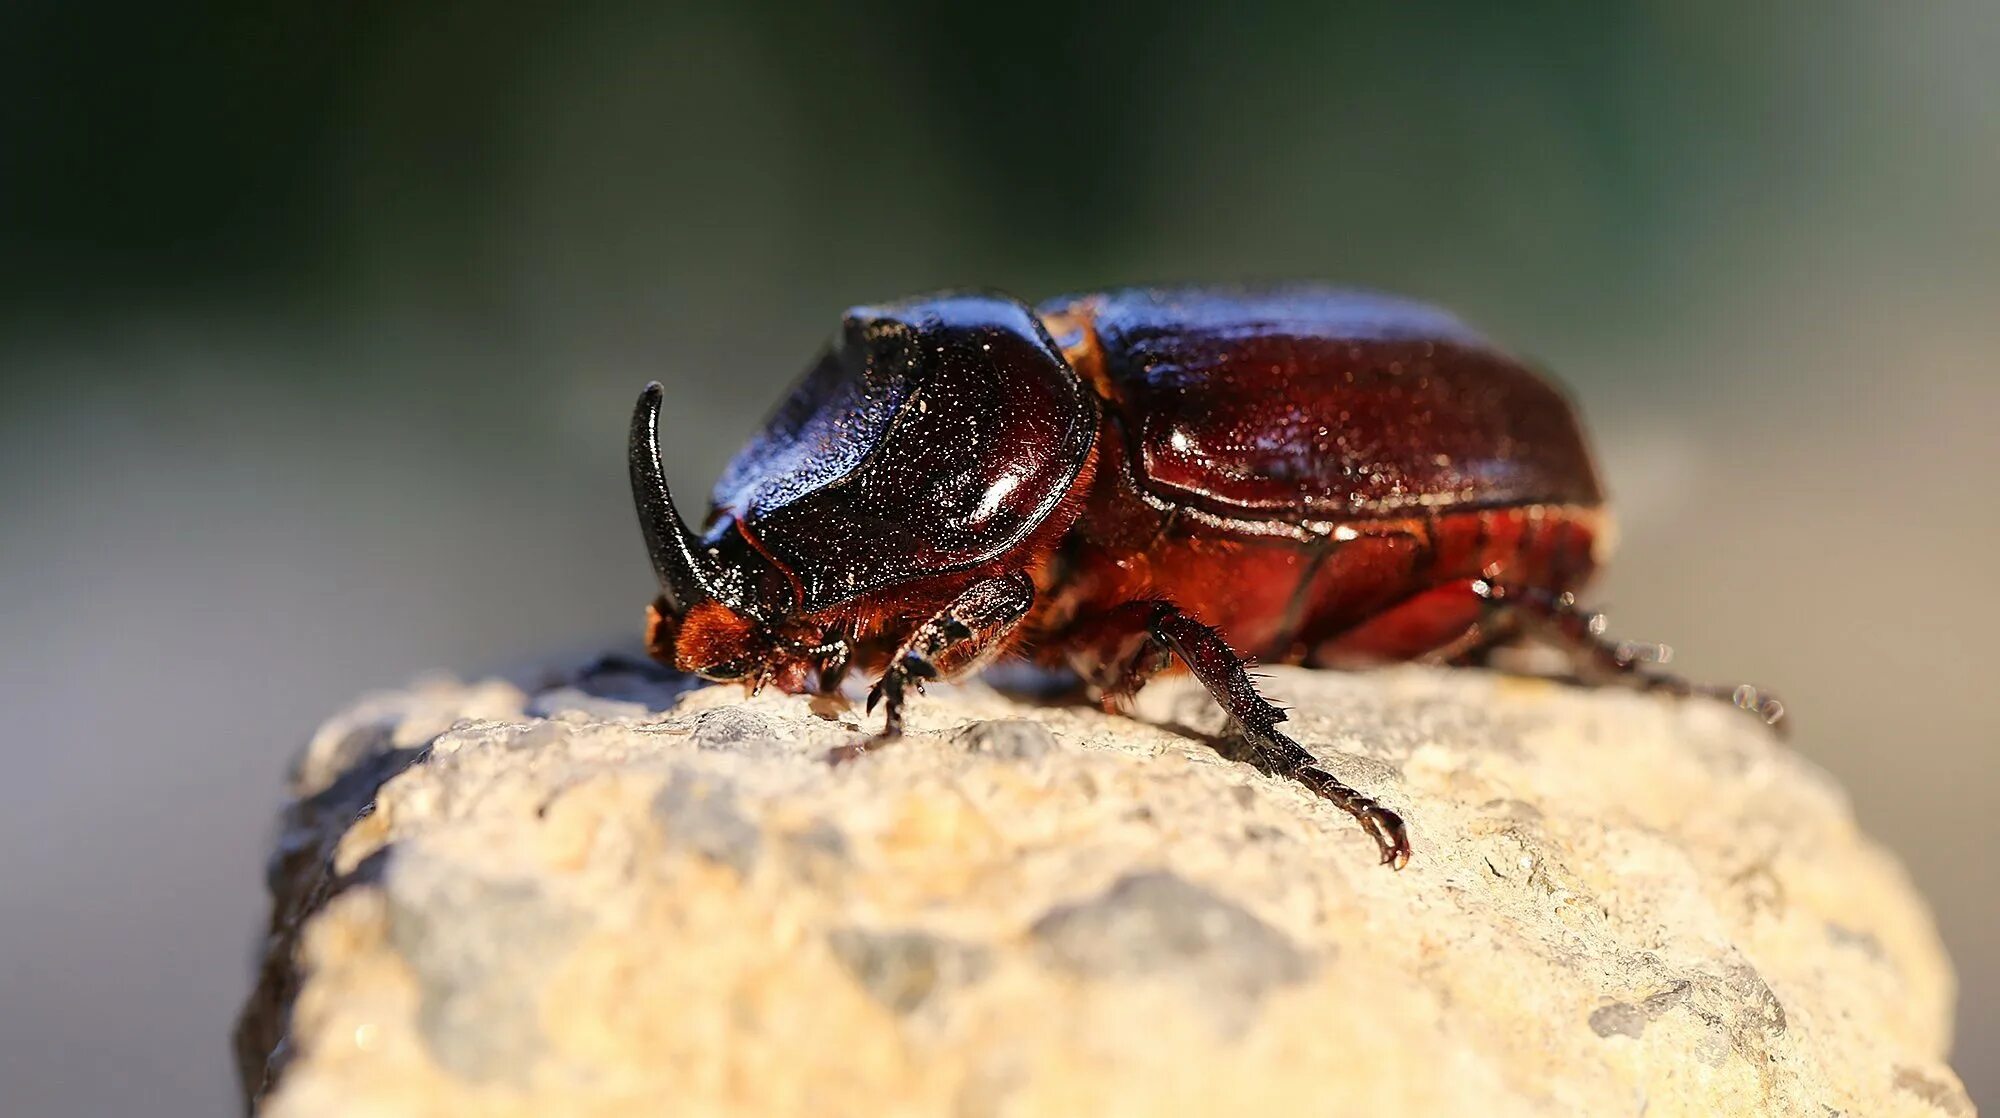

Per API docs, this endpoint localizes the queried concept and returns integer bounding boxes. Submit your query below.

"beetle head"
[642,595,848,693]
[630,383,849,690]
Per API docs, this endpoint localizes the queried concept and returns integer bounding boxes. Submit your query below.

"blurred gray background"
[3,3,1995,1114]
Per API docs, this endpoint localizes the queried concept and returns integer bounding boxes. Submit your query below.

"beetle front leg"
[845,572,1037,753]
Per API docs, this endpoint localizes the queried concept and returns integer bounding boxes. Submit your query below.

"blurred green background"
[4,3,1995,1113]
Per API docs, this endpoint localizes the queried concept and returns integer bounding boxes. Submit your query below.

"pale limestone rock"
[237,664,1972,1117]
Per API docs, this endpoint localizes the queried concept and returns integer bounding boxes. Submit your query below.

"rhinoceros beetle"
[629,286,1782,869]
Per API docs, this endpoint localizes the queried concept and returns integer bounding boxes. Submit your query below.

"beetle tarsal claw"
[1280,761,1409,869]
[1373,811,1413,870]
[1352,802,1410,869]
[1730,686,1787,728]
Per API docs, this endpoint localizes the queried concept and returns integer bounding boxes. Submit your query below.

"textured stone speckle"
[826,927,991,1015]
[690,705,782,750]
[238,665,1971,1117]
[1897,1066,1977,1117]
[650,771,762,875]
[956,718,1059,759]
[1031,870,1312,1033]
[1589,999,1651,1039]
[385,867,580,1083]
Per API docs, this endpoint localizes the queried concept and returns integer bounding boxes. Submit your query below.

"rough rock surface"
[237,664,1971,1117]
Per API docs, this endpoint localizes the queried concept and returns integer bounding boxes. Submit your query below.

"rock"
[237,665,1972,1117]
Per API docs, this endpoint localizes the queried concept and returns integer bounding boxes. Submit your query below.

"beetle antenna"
[629,382,720,613]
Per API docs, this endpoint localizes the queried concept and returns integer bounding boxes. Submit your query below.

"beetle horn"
[629,382,719,613]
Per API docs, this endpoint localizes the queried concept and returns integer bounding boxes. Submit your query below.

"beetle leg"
[1057,606,1175,707]
[837,572,1038,760]
[810,638,853,695]
[1135,603,1410,870]
[1469,580,1787,731]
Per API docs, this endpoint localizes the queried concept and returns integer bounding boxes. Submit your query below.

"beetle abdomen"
[1051,501,1603,664]
[1041,286,1604,527]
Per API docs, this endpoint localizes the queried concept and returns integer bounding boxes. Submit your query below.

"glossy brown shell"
[689,284,1606,674]
[1041,286,1601,527]
[706,291,1096,614]
[1036,286,1607,664]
